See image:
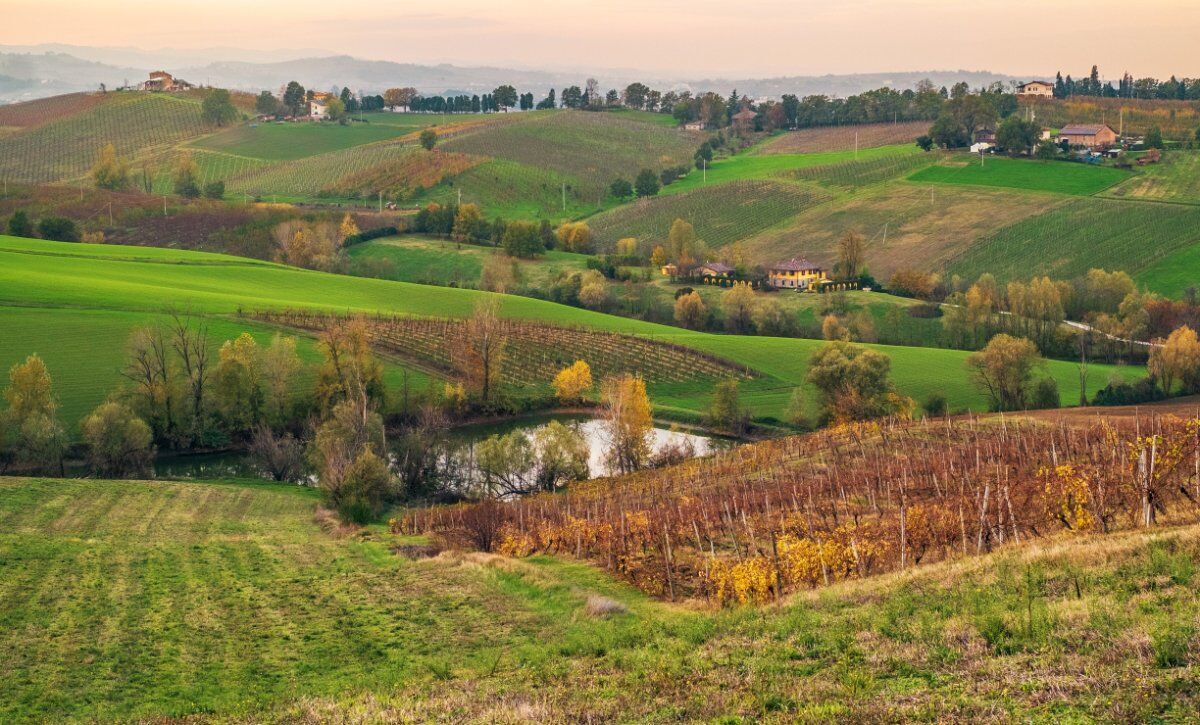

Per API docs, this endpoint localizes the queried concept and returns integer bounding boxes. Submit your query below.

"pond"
[149,414,734,484]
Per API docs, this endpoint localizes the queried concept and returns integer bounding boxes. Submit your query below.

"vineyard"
[410,414,1200,604]
[0,91,106,130]
[1020,96,1200,140]
[786,149,940,190]
[0,92,209,183]
[443,110,700,199]
[947,197,1200,283]
[190,121,412,161]
[589,179,833,252]
[755,121,929,154]
[250,309,752,389]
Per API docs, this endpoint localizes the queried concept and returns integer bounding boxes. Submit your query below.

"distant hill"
[0,45,1035,104]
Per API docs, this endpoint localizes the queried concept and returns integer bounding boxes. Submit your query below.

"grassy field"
[347,236,591,287]
[1,474,1197,720]
[754,121,929,155]
[190,122,410,160]
[909,156,1130,196]
[0,235,1139,424]
[663,144,919,195]
[947,197,1200,284]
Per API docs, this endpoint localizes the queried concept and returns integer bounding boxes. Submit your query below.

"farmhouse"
[683,120,706,131]
[732,107,757,132]
[699,261,734,278]
[1058,123,1118,149]
[308,91,333,119]
[141,71,192,93]
[660,262,679,277]
[768,257,826,290]
[1017,80,1054,97]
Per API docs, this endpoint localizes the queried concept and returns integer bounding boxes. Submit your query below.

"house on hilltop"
[768,257,826,290]
[308,91,333,119]
[1017,80,1054,97]
[732,107,757,133]
[1057,123,1118,149]
[141,71,192,93]
[683,119,706,131]
[699,261,734,278]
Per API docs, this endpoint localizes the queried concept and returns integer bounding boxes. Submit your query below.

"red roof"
[1060,124,1115,136]
[701,261,734,274]
[732,108,757,121]
[771,257,820,272]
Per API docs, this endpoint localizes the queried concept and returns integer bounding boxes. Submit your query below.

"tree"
[833,230,866,280]
[673,290,707,329]
[806,341,905,423]
[315,318,385,414]
[578,271,609,310]
[1145,125,1165,150]
[92,143,129,190]
[36,217,78,242]
[480,253,517,293]
[476,431,536,496]
[916,135,933,152]
[929,112,969,148]
[1,354,66,473]
[248,425,306,482]
[324,97,346,124]
[213,333,263,437]
[1035,139,1059,160]
[722,282,757,333]
[1148,325,1200,395]
[492,84,518,111]
[173,153,200,197]
[694,141,714,169]
[555,221,593,253]
[452,203,483,242]
[260,334,302,428]
[282,81,307,116]
[255,90,279,116]
[338,213,360,242]
[601,374,653,474]
[707,379,749,434]
[650,245,667,268]
[667,218,699,265]
[201,88,239,126]
[623,82,650,109]
[7,210,32,237]
[553,360,593,404]
[203,181,225,199]
[454,300,507,403]
[609,178,633,199]
[81,401,154,477]
[419,128,437,151]
[995,115,1040,155]
[634,168,660,197]
[501,220,543,258]
[966,333,1041,411]
[532,421,589,491]
[308,392,388,516]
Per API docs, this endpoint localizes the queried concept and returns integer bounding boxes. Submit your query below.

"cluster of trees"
[272,213,360,272]
[5,209,79,242]
[1051,66,1200,101]
[919,83,1016,149]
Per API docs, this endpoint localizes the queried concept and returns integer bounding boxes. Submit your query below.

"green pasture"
[663,144,919,195]
[1102,151,1200,205]
[0,236,1141,425]
[190,122,410,161]
[908,155,1129,196]
[347,236,591,287]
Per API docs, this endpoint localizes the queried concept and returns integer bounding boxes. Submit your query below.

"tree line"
[1051,65,1200,101]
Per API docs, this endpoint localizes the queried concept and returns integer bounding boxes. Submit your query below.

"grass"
[190,122,412,161]
[2,474,1198,720]
[410,157,597,219]
[754,121,930,155]
[947,197,1200,284]
[663,144,919,195]
[0,235,1141,423]
[908,155,1130,196]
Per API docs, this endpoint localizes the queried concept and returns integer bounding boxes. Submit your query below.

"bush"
[6,210,33,237]
[923,393,948,417]
[337,447,393,523]
[1092,376,1165,406]
[80,401,154,478]
[1029,377,1060,409]
[36,216,79,242]
[202,181,226,199]
[343,226,399,246]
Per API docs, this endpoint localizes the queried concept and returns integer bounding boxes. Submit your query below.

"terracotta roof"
[701,261,734,274]
[1060,124,1115,135]
[732,108,757,121]
[771,257,819,272]
[1019,81,1052,88]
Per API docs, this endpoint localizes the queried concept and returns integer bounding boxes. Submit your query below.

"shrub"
[337,447,393,523]
[1030,377,1060,409]
[342,226,399,246]
[923,393,948,417]
[6,210,33,237]
[203,180,226,199]
[80,401,154,477]
[36,216,79,242]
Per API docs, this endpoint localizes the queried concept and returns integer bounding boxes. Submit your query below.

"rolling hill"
[0,235,1139,430]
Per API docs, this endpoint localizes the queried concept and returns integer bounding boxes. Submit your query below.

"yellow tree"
[213,333,263,435]
[92,143,129,190]
[601,374,653,474]
[722,281,757,333]
[555,221,593,253]
[650,245,667,268]
[616,237,638,257]
[673,290,707,329]
[453,299,507,403]
[553,360,593,404]
[338,213,360,242]
[452,203,482,241]
[315,318,385,413]
[1148,325,1200,395]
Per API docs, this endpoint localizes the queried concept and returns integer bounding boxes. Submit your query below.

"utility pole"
[855,131,859,159]
[561,182,566,212]
[702,158,707,183]
[457,188,462,206]
[162,195,167,216]
[378,190,382,213]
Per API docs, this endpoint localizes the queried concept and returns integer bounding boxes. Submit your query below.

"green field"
[909,156,1130,196]
[2,474,1196,720]
[347,236,591,287]
[0,236,1141,426]
[947,197,1200,284]
[663,145,919,195]
[190,122,410,160]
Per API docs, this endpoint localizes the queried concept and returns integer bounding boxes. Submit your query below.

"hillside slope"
[1,473,1196,721]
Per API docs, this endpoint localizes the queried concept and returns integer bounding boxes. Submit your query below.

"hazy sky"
[5,0,1200,77]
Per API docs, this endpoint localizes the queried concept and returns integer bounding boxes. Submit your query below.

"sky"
[5,0,1200,78]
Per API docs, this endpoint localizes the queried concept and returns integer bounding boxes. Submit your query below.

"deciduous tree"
[553,360,593,404]
[966,333,1041,411]
[81,401,154,477]
[601,374,653,474]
